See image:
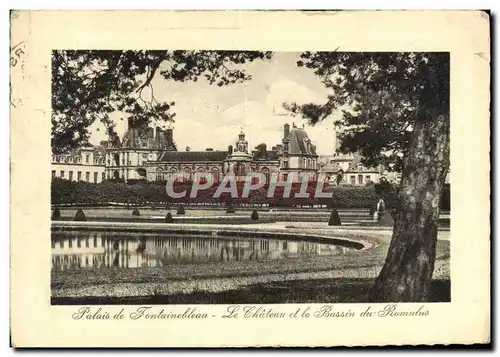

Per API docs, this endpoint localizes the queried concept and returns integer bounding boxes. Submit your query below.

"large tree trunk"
[370,115,450,302]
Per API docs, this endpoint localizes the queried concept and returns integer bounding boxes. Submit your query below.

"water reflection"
[51,231,353,271]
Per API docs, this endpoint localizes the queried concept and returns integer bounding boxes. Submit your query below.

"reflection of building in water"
[51,233,351,271]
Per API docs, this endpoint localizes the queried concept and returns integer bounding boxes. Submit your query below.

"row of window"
[300,158,317,169]
[52,154,104,165]
[348,175,371,185]
[106,153,150,167]
[52,170,105,183]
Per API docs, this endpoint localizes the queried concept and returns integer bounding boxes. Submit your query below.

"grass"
[51,278,451,305]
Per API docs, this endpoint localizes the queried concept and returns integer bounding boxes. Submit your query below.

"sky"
[88,52,342,155]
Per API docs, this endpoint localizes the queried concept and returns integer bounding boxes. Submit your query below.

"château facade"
[51,118,401,186]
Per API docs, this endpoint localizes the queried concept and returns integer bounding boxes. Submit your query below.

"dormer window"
[68,157,73,163]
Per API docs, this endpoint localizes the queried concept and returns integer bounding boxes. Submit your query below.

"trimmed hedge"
[50,178,451,210]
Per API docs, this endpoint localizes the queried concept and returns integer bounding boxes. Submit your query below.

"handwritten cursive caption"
[71,304,430,321]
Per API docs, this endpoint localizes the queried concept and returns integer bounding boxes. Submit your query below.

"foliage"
[132,208,140,216]
[52,50,273,153]
[165,212,174,223]
[378,212,395,227]
[328,209,342,226]
[52,206,61,220]
[285,52,449,172]
[251,210,259,221]
[74,209,86,221]
[177,204,185,215]
[51,178,450,210]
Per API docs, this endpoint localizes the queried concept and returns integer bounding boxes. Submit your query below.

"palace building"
[52,118,404,186]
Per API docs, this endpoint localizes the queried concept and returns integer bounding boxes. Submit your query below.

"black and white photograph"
[50,49,451,305]
[10,10,490,348]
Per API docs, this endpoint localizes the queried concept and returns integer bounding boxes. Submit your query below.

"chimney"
[166,128,173,147]
[228,145,233,155]
[284,123,290,139]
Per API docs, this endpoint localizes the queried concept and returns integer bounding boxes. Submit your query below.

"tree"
[52,50,273,153]
[286,52,450,302]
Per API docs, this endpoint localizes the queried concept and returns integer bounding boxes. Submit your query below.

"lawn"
[51,228,450,304]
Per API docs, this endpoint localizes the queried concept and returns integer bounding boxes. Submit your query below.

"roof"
[345,153,380,173]
[158,151,228,162]
[226,150,252,161]
[253,150,280,161]
[288,128,317,156]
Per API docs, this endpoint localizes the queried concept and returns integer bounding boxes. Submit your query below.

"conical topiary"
[177,204,185,215]
[132,208,140,216]
[165,212,174,223]
[369,204,376,217]
[328,208,342,226]
[378,212,394,226]
[226,204,236,214]
[74,209,86,222]
[251,210,259,221]
[51,206,61,220]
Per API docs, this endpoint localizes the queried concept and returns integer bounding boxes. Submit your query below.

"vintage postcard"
[10,10,490,347]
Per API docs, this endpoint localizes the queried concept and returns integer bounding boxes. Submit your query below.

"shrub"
[74,209,86,221]
[165,212,174,223]
[51,206,61,220]
[379,212,394,226]
[251,210,259,220]
[165,203,171,210]
[177,204,185,215]
[369,203,376,217]
[132,208,140,216]
[328,209,342,226]
[226,204,236,214]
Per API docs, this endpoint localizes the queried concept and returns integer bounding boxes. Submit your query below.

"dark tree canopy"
[52,50,273,153]
[285,52,449,171]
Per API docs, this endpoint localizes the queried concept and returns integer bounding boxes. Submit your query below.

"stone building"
[147,128,282,183]
[280,123,319,182]
[51,146,106,183]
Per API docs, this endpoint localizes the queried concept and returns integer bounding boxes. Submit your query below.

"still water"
[51,231,355,271]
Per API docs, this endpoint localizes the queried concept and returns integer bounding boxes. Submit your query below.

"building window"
[366,175,371,183]
[94,172,98,183]
[283,173,288,181]
[102,172,105,182]
[60,170,65,178]
[77,171,82,181]
[86,172,90,182]
[330,160,335,164]
[69,171,73,181]
[350,176,355,185]
[85,155,90,164]
[68,239,73,248]
[52,170,56,178]
[358,174,363,185]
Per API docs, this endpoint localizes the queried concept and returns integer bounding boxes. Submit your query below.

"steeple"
[235,128,248,153]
